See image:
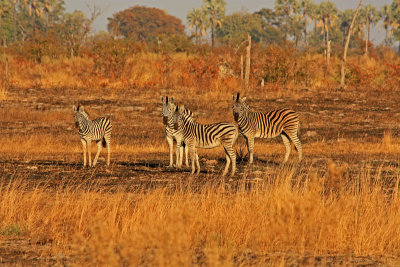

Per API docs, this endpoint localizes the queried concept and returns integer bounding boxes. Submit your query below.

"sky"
[65,0,394,45]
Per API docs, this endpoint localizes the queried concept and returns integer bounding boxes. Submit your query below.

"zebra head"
[232,93,247,122]
[161,96,175,125]
[173,105,186,131]
[73,104,89,129]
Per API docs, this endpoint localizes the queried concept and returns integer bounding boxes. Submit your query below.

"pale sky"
[65,0,394,44]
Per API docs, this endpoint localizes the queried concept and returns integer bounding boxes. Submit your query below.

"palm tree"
[187,8,207,45]
[360,4,380,55]
[297,0,315,45]
[202,0,226,48]
[275,0,299,41]
[391,0,400,52]
[315,1,338,65]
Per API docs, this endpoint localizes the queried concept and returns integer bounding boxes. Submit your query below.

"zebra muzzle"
[163,116,168,125]
[174,122,179,130]
[233,113,239,122]
[75,121,79,128]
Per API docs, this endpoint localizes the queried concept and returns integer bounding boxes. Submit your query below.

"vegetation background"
[0,0,400,265]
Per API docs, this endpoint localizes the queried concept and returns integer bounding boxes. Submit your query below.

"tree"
[340,0,364,88]
[359,4,380,55]
[187,8,207,45]
[391,0,400,52]
[202,0,226,48]
[274,0,299,41]
[315,1,338,65]
[107,6,185,42]
[380,4,397,46]
[297,0,316,45]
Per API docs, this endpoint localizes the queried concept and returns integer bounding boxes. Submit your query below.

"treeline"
[0,0,399,58]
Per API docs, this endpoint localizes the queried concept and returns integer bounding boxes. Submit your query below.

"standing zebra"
[161,96,189,168]
[232,93,302,164]
[73,105,112,167]
[173,105,238,176]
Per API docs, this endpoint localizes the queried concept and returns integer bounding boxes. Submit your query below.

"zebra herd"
[73,93,302,176]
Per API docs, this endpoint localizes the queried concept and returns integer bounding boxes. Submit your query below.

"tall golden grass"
[1,162,400,265]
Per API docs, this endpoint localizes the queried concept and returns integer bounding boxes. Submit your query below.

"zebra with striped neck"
[73,105,112,167]
[173,104,238,176]
[161,96,189,168]
[232,93,302,164]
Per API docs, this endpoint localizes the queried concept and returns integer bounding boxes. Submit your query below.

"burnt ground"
[1,85,400,265]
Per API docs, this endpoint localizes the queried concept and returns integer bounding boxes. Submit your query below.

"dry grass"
[1,164,400,266]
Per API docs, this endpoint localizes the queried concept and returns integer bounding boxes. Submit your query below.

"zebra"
[73,105,112,167]
[232,93,302,164]
[161,96,189,168]
[173,104,238,176]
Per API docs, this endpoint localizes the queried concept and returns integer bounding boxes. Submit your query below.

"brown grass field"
[1,53,400,266]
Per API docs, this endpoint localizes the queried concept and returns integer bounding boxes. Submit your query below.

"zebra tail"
[102,137,107,148]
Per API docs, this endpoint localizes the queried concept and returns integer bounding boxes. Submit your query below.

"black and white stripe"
[73,105,112,167]
[161,96,190,168]
[173,105,238,176]
[232,93,302,164]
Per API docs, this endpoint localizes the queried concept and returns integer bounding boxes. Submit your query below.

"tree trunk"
[245,34,251,89]
[365,16,370,55]
[324,17,330,66]
[340,0,364,89]
[211,24,215,48]
[385,24,389,46]
[13,4,17,42]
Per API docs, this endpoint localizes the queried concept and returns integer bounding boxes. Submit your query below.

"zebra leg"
[106,141,111,166]
[281,133,291,163]
[87,141,92,167]
[81,139,87,167]
[166,135,174,168]
[184,143,189,167]
[246,136,255,165]
[222,146,231,177]
[175,138,183,168]
[292,133,302,162]
[190,146,196,175]
[93,141,103,167]
[195,148,200,175]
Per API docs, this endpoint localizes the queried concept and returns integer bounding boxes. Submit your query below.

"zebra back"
[174,105,238,148]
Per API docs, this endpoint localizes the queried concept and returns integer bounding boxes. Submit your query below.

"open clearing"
[1,85,400,265]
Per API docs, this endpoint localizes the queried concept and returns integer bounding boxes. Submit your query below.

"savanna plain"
[1,51,400,266]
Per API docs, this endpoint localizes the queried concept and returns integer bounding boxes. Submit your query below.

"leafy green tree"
[359,4,380,54]
[107,6,185,42]
[390,0,400,52]
[274,0,299,41]
[297,0,316,45]
[314,1,338,64]
[202,0,226,47]
[381,4,397,46]
[187,8,207,45]
[339,9,362,47]
[216,11,282,45]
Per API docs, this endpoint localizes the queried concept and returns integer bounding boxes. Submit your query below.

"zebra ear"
[78,105,84,112]
[241,97,247,102]
[73,105,77,112]
[161,96,165,103]
[232,94,236,101]
[179,105,185,113]
[175,105,179,112]
[170,97,174,104]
